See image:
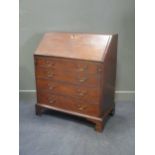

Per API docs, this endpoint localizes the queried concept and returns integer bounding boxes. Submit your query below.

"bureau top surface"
[34,32,113,62]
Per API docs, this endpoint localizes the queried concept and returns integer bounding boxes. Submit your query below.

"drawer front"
[36,79,100,102]
[36,67,100,86]
[35,56,103,74]
[37,92,100,116]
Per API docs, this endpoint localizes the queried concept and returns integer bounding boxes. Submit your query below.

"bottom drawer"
[37,92,100,116]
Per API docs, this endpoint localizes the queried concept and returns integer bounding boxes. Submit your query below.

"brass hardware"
[77,65,88,72]
[78,105,87,110]
[47,71,54,77]
[77,90,87,96]
[48,95,56,104]
[78,93,85,96]
[49,99,56,104]
[79,77,88,82]
[45,61,55,67]
[47,74,54,77]
[48,85,56,90]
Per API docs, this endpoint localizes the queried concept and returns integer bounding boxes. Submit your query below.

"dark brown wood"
[34,32,118,132]
[100,35,118,114]
[35,56,102,74]
[35,67,101,87]
[37,92,100,116]
[95,120,104,132]
[36,79,101,102]
[37,103,103,121]
[35,32,111,62]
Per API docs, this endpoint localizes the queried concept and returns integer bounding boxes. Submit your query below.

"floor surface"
[19,95,135,155]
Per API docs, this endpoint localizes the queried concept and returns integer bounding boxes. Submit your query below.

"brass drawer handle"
[48,85,56,90]
[45,61,55,67]
[47,74,54,77]
[78,92,85,96]
[77,90,87,96]
[77,105,87,110]
[48,95,56,104]
[47,71,55,77]
[78,77,88,83]
[77,65,88,72]
[49,99,56,104]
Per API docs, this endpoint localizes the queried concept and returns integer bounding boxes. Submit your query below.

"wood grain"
[34,32,118,132]
[35,32,112,62]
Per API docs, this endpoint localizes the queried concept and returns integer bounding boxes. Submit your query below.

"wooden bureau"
[34,32,118,132]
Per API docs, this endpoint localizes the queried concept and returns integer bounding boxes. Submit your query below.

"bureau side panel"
[101,35,118,114]
[33,55,38,103]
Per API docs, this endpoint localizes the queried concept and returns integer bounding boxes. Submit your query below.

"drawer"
[35,56,103,74]
[37,92,100,116]
[36,79,101,102]
[35,67,101,86]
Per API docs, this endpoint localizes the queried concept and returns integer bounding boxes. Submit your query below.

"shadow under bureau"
[34,32,118,132]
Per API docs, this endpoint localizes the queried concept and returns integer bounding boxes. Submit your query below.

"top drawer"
[34,56,103,74]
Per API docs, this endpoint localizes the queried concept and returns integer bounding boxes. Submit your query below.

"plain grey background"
[19,0,135,101]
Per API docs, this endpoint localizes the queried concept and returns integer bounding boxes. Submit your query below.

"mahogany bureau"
[34,32,118,132]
